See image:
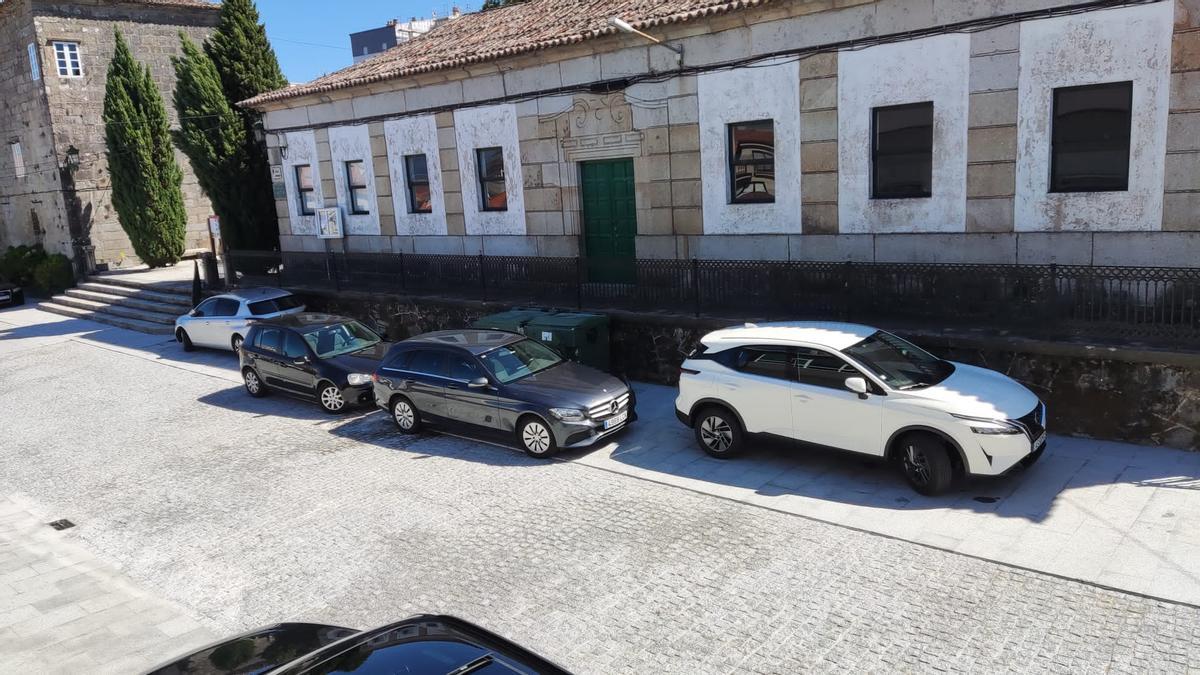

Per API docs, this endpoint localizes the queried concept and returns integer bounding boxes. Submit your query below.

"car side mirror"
[845,376,870,399]
[189,309,200,317]
[468,376,490,389]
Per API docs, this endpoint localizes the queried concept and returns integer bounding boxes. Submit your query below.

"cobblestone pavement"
[1,322,1199,672]
[0,496,215,673]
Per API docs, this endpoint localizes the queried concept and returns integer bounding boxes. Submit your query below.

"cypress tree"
[203,0,287,251]
[103,29,187,268]
[172,35,250,249]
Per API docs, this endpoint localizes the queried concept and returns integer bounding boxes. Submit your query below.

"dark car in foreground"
[145,614,572,675]
[0,277,24,308]
[240,313,391,413]
[373,330,635,457]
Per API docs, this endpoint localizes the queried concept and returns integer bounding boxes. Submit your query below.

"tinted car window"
[306,636,526,675]
[192,298,217,317]
[446,354,483,382]
[736,347,792,381]
[407,350,446,377]
[283,331,308,360]
[211,298,240,317]
[794,347,857,389]
[248,294,303,316]
[257,327,282,353]
[304,321,381,359]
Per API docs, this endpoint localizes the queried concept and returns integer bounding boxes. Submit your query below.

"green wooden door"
[580,159,637,283]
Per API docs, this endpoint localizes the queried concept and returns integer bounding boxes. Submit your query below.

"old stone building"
[246,0,1200,269]
[0,0,219,268]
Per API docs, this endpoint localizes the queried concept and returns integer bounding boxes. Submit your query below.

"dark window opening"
[728,120,775,204]
[1050,81,1132,193]
[872,102,933,199]
[295,165,317,216]
[257,328,282,354]
[476,147,507,212]
[404,154,432,214]
[345,160,370,215]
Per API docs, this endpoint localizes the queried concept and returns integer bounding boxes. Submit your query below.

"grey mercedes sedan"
[371,329,635,457]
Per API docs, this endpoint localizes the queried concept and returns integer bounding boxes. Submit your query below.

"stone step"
[48,294,177,325]
[37,302,175,336]
[87,274,193,296]
[64,288,188,316]
[75,281,192,308]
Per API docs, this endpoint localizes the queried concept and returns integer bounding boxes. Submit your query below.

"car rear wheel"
[898,433,955,496]
[177,328,194,352]
[694,406,743,458]
[318,382,346,414]
[391,396,421,434]
[231,334,244,353]
[243,368,267,398]
[518,417,557,458]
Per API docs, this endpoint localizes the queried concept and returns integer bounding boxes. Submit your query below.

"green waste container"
[472,308,610,372]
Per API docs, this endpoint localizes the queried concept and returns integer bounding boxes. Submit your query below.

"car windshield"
[303,321,381,359]
[248,294,303,316]
[478,339,562,384]
[843,331,954,390]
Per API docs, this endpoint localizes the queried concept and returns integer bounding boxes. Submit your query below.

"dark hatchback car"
[373,330,635,457]
[145,614,572,675]
[240,313,391,413]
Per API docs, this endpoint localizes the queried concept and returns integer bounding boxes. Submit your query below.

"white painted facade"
[1014,2,1173,232]
[328,124,380,236]
[384,115,447,236]
[281,130,321,236]
[838,34,971,234]
[697,58,802,234]
[454,104,526,236]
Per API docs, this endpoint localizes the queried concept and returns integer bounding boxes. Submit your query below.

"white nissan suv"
[674,322,1047,495]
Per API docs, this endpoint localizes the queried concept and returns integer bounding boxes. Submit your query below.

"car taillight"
[371,373,379,383]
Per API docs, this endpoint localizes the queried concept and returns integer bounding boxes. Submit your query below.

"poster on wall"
[316,207,344,239]
[270,166,287,199]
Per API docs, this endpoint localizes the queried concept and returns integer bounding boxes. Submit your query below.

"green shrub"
[32,254,75,295]
[0,245,48,286]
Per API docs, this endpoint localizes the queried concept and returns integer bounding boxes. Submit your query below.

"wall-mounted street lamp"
[62,145,80,174]
[608,17,683,65]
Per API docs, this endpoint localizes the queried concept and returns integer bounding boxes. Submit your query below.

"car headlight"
[951,413,1023,435]
[347,373,371,386]
[549,408,585,421]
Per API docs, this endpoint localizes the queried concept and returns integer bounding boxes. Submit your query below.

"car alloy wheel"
[699,415,733,453]
[521,420,552,456]
[393,400,416,430]
[320,385,345,413]
[231,335,244,352]
[902,444,931,487]
[244,370,261,395]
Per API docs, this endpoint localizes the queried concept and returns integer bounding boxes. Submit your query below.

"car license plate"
[1033,432,1046,451]
[604,411,628,430]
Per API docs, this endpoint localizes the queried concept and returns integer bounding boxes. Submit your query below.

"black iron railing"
[225,250,1200,345]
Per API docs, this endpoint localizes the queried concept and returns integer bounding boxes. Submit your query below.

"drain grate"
[973,497,999,504]
[48,519,75,530]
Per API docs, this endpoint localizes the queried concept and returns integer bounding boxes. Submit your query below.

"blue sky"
[257,0,475,83]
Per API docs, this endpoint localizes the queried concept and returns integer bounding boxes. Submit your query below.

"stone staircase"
[39,275,193,336]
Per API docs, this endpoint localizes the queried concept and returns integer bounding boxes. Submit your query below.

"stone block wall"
[30,0,219,266]
[259,0,1200,268]
[0,0,70,256]
[294,287,1200,451]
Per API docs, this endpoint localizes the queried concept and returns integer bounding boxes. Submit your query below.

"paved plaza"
[1,305,1199,673]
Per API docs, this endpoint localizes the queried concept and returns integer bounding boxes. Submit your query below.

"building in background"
[247,0,1199,269]
[350,8,462,64]
[0,0,219,269]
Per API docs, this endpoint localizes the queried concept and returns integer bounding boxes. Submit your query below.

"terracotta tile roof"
[242,0,778,108]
